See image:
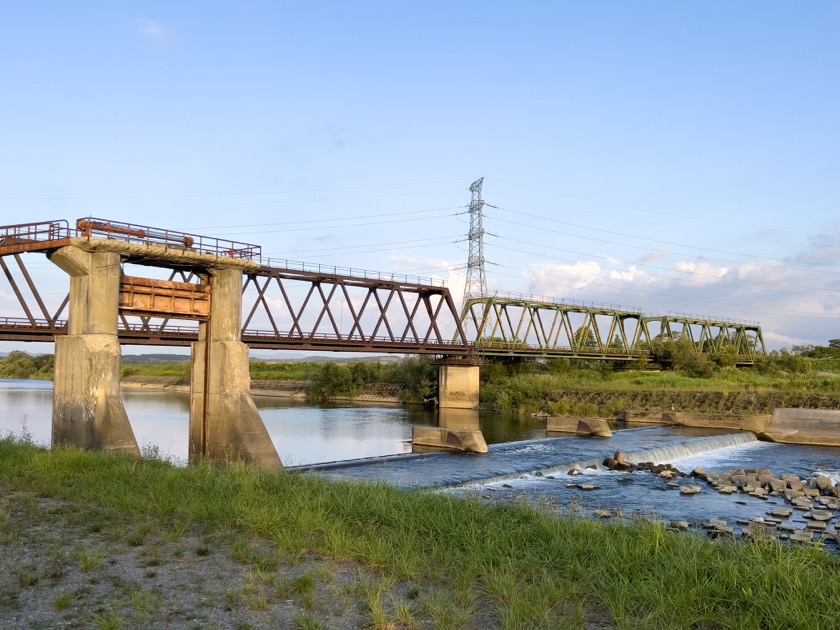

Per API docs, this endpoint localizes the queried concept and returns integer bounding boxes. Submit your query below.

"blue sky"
[1,2,839,350]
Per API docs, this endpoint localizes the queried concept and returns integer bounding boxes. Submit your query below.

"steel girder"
[240,266,469,355]
[461,297,766,361]
[639,315,766,359]
[0,244,470,356]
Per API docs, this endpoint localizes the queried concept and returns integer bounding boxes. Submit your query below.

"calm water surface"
[0,379,545,465]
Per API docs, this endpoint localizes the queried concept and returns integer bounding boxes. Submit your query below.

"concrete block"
[617,410,665,425]
[412,426,488,453]
[546,416,613,437]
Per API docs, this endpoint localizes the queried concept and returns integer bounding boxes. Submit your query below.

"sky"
[1,1,839,352]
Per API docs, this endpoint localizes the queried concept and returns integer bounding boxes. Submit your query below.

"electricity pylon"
[463,177,487,305]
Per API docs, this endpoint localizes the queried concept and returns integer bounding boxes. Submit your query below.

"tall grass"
[480,363,840,415]
[2,439,839,628]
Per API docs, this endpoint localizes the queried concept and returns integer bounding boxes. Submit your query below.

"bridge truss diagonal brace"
[239,266,468,352]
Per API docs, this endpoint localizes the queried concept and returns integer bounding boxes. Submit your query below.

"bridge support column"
[189,267,282,468]
[438,365,480,409]
[49,247,139,455]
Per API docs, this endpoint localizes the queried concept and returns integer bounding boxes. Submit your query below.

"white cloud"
[609,265,654,284]
[135,18,173,41]
[673,260,730,285]
[763,330,810,347]
[527,261,602,292]
[387,254,467,304]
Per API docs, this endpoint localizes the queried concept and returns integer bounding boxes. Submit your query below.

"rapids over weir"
[303,427,840,549]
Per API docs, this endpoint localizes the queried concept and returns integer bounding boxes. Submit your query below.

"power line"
[491,211,840,273]
[494,238,840,297]
[490,264,840,320]
[190,206,465,231]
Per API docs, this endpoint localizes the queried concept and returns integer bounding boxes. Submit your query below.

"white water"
[624,431,759,466]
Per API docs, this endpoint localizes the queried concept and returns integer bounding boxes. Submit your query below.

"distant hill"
[122,354,190,364]
[121,353,402,364]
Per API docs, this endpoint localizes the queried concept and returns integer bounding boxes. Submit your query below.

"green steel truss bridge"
[462,294,765,364]
[0,219,766,364]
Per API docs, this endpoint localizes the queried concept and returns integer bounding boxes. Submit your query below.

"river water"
[0,379,545,466]
[3,379,839,543]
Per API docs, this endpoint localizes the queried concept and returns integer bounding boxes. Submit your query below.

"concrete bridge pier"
[49,247,140,455]
[189,267,282,468]
[438,364,480,409]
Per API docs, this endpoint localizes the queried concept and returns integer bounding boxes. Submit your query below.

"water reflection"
[438,408,480,430]
[0,379,546,466]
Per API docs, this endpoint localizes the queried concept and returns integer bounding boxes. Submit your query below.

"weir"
[311,427,763,489]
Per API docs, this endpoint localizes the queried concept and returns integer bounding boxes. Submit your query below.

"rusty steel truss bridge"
[0,218,766,363]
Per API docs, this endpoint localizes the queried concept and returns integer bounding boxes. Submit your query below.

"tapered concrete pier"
[189,267,282,468]
[49,247,140,455]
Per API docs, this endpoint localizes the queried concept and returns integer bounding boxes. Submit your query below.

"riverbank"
[119,376,405,404]
[2,438,839,629]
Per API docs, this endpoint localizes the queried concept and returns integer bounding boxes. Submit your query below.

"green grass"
[1,439,839,628]
[120,362,190,379]
[479,363,840,415]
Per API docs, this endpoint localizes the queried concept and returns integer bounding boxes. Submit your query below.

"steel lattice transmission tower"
[463,177,487,305]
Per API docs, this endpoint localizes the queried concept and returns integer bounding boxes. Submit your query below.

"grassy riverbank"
[2,439,840,629]
[480,362,840,416]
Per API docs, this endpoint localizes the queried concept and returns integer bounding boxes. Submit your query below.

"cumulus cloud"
[527,261,602,292]
[609,265,655,284]
[673,260,730,285]
[763,330,811,347]
[388,254,467,302]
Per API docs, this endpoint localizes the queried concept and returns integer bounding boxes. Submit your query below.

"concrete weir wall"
[659,409,840,447]
[662,412,772,434]
[763,408,840,446]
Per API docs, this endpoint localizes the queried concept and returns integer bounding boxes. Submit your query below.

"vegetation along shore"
[3,339,840,416]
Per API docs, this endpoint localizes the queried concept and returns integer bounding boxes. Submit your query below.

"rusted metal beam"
[119,276,211,320]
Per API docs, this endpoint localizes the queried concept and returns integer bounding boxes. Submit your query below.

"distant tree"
[0,351,40,379]
[573,326,598,349]
[830,339,840,349]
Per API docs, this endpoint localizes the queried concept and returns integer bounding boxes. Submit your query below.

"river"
[0,379,545,465]
[3,378,839,543]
